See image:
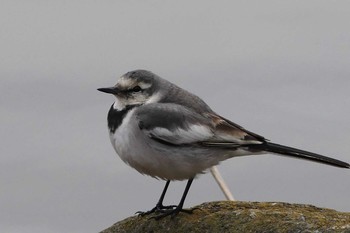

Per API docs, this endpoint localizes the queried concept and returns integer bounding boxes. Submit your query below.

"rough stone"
[100,201,350,233]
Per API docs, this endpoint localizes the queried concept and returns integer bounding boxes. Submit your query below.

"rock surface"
[100,201,350,233]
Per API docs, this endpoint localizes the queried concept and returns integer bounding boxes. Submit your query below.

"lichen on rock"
[100,201,350,233]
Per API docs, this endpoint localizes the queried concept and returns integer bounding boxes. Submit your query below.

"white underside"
[109,109,257,180]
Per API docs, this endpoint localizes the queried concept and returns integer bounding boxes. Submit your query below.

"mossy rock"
[100,201,350,233]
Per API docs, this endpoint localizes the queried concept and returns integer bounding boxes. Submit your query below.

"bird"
[98,70,349,219]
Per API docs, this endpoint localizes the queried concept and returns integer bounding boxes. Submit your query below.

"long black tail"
[249,142,349,168]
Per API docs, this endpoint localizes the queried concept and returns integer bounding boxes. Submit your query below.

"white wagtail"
[98,70,349,219]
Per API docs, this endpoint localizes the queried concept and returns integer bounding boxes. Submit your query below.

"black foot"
[136,204,177,216]
[151,206,197,220]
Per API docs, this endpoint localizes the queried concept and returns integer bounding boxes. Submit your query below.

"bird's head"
[98,70,163,110]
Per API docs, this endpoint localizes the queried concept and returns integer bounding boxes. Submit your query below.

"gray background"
[1,1,349,232]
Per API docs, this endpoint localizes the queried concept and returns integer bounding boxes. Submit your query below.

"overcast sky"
[1,1,349,232]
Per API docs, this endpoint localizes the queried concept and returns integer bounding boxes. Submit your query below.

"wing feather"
[136,103,214,145]
[136,103,266,147]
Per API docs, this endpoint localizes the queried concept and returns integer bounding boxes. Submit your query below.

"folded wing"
[136,103,265,146]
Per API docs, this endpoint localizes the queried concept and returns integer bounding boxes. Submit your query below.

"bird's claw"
[150,207,198,220]
[136,204,177,216]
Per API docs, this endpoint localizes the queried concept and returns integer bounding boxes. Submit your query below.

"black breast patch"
[107,104,140,133]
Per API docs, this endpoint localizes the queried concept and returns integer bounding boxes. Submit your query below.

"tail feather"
[249,142,350,169]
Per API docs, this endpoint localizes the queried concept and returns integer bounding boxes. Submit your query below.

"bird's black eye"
[132,85,142,92]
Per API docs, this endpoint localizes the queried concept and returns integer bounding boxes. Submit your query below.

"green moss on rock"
[100,201,350,233]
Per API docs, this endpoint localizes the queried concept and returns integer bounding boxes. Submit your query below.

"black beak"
[97,86,119,95]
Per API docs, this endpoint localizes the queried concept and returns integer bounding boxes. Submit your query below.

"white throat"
[113,99,126,111]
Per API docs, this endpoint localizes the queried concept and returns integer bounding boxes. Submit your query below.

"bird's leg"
[152,178,196,220]
[136,180,176,216]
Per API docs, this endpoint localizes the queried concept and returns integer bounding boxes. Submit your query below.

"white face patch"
[117,76,134,88]
[139,82,152,89]
[145,91,162,104]
[112,76,155,108]
[117,77,151,90]
[113,92,149,109]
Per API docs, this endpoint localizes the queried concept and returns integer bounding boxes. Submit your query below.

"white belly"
[109,109,251,180]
